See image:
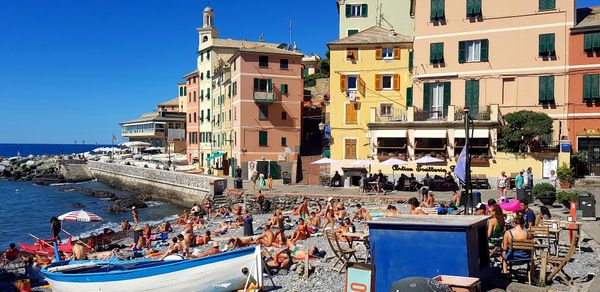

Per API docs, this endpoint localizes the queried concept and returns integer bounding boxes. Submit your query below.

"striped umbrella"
[58,210,103,222]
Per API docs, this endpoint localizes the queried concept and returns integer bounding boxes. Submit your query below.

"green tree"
[497,110,553,152]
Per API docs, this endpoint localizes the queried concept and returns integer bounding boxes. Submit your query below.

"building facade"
[568,6,600,176]
[229,46,304,173]
[336,0,414,38]
[411,0,575,163]
[327,26,413,164]
[157,97,181,113]
[185,70,200,164]
[120,111,186,152]
[178,82,187,113]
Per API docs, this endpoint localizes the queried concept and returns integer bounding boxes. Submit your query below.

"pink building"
[184,70,200,164]
[228,46,304,168]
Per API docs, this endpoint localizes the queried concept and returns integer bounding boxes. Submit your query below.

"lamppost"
[463,106,474,215]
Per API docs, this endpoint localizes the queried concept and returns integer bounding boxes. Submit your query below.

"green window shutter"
[423,83,431,111]
[547,34,555,54]
[281,84,288,94]
[480,39,489,61]
[584,74,592,100]
[593,75,600,99]
[408,50,414,71]
[547,76,554,101]
[593,32,600,50]
[439,0,445,19]
[471,80,480,114]
[438,43,444,63]
[361,4,368,17]
[458,41,466,64]
[406,87,413,107]
[443,82,451,117]
[430,0,437,21]
[548,0,555,10]
[539,0,545,10]
[346,4,352,17]
[539,34,547,55]
[467,0,473,16]
[584,33,593,51]
[259,131,268,146]
[429,43,436,63]
[267,79,273,92]
[539,76,547,102]
[465,80,473,107]
[474,0,482,15]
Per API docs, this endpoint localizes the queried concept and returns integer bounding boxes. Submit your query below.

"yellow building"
[327,26,413,163]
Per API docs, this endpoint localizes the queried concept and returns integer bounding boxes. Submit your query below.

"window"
[459,40,488,63]
[583,74,600,101]
[345,103,358,124]
[188,114,191,123]
[409,50,414,71]
[539,76,555,103]
[259,104,268,120]
[584,32,600,52]
[539,33,556,57]
[206,50,210,60]
[466,0,482,18]
[347,75,358,90]
[232,82,238,96]
[254,78,273,92]
[259,131,268,146]
[346,48,358,60]
[280,59,288,69]
[203,36,208,43]
[344,139,357,160]
[200,54,204,62]
[380,104,393,116]
[382,48,394,59]
[259,56,269,68]
[188,93,191,103]
[229,110,231,121]
[281,137,287,146]
[406,87,413,107]
[200,110,204,122]
[347,29,359,36]
[200,72,204,80]
[281,111,287,120]
[429,42,444,64]
[539,0,555,11]
[465,80,480,114]
[280,84,288,94]
[207,109,210,121]
[200,89,204,100]
[233,60,237,71]
[382,75,393,90]
[423,82,451,118]
[206,71,211,78]
[345,4,367,17]
[430,0,445,21]
[193,112,197,123]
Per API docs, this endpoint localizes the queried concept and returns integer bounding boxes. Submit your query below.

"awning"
[375,129,407,138]
[206,152,225,161]
[414,129,447,138]
[454,129,489,138]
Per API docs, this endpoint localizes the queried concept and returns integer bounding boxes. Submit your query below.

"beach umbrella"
[311,158,336,164]
[380,158,408,182]
[414,155,444,164]
[58,210,103,222]
[351,159,378,166]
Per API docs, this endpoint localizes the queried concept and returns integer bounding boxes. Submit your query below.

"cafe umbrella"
[380,157,409,182]
[414,155,445,164]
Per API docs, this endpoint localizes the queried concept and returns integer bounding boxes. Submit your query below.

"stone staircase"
[212,191,227,206]
[60,163,94,182]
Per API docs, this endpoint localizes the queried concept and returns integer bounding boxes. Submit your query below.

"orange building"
[568,7,600,176]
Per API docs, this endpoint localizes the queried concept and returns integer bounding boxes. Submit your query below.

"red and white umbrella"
[58,210,103,222]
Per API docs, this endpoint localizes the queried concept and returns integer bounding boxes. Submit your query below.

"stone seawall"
[88,161,226,208]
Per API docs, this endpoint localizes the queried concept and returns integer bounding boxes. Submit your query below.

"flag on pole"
[455,142,468,184]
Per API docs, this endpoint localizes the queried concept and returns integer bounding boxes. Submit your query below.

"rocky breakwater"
[59,186,148,213]
[0,156,63,185]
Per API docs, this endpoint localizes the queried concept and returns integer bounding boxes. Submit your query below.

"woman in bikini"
[289,218,310,243]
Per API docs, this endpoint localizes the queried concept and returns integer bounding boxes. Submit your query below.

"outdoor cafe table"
[341,231,370,263]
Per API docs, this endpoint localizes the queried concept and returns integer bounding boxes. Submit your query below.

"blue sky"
[0,0,339,144]
[0,0,598,144]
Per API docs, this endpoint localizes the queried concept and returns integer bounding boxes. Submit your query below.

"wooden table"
[341,231,370,262]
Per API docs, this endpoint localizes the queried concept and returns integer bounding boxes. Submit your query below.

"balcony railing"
[253,91,276,103]
[455,106,491,121]
[375,109,408,122]
[414,109,446,121]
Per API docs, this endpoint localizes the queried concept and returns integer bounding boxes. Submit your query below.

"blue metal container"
[368,215,489,292]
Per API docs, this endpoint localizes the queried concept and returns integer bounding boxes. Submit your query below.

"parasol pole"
[28,233,54,248]
[61,228,91,248]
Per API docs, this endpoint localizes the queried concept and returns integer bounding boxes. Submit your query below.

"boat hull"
[42,246,263,292]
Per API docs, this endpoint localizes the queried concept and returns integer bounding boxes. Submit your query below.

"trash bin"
[243,217,254,236]
[577,192,596,221]
[282,171,291,185]
[472,191,482,206]
[234,178,243,189]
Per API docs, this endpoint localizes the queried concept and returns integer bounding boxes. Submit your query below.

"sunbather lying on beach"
[214,207,230,219]
[227,237,254,249]
[190,242,220,258]
[263,248,292,273]
[175,210,189,225]
[211,225,229,236]
[289,218,310,243]
[230,204,243,216]
[253,224,275,247]
[308,212,321,233]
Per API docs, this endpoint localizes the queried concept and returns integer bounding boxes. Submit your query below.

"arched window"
[203,36,209,43]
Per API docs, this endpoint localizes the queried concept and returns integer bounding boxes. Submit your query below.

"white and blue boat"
[40,246,263,292]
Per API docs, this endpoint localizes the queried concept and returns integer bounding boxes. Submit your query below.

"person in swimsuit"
[502,216,532,274]
[384,205,401,217]
[227,237,254,249]
[161,237,183,260]
[270,228,289,248]
[196,231,212,246]
[71,241,87,260]
[298,198,309,220]
[408,197,426,215]
[253,224,275,247]
[257,190,265,214]
[204,198,213,219]
[191,242,221,258]
[352,204,372,221]
[131,207,139,228]
[289,218,310,243]
[323,197,335,230]
[263,248,292,273]
[308,211,321,233]
[487,205,505,247]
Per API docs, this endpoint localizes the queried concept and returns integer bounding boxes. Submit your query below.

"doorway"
[578,137,600,176]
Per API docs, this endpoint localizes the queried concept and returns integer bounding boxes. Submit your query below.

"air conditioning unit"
[346,90,357,102]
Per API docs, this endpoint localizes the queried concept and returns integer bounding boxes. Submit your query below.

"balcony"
[454,105,492,121]
[414,108,447,121]
[374,108,408,123]
[253,91,276,104]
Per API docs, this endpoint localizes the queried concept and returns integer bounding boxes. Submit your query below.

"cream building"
[336,0,414,38]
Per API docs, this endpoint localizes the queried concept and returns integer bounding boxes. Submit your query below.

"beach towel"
[499,199,521,212]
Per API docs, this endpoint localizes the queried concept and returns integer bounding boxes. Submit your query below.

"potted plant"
[556,163,575,189]
[532,182,557,206]
[556,191,577,209]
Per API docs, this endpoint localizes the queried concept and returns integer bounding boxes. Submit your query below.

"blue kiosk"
[368,215,489,292]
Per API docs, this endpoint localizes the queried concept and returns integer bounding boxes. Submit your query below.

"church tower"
[198,7,218,50]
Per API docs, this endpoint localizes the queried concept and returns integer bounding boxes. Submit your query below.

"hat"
[132,206,136,210]
[212,241,220,248]
[327,197,333,202]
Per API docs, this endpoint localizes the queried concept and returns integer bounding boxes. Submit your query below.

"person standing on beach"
[131,207,139,228]
[257,190,265,214]
[251,171,258,190]
[497,171,508,197]
[204,198,213,219]
[267,175,273,194]
[258,173,266,189]
[50,217,62,243]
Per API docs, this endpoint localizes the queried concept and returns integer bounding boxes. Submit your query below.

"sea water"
[0,143,113,157]
[0,180,184,249]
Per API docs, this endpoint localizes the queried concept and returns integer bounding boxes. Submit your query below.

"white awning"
[414,129,447,138]
[454,129,489,138]
[375,129,407,138]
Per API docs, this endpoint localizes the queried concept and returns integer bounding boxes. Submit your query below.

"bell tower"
[198,7,218,50]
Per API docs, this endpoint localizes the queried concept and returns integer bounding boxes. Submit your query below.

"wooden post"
[539,251,547,286]
[304,249,309,279]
